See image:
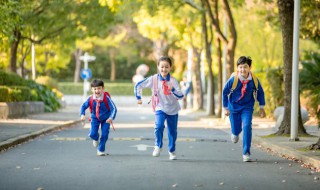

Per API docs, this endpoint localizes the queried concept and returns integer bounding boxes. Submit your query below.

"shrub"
[0,86,10,102]
[8,86,31,101]
[0,70,26,86]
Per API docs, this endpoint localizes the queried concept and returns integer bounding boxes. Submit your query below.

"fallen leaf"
[172,184,178,188]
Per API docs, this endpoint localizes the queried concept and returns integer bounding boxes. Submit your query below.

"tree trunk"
[213,0,222,117]
[153,38,169,59]
[9,29,21,73]
[276,0,307,135]
[110,48,116,81]
[221,0,236,77]
[308,137,320,150]
[192,48,204,110]
[201,0,215,115]
[73,48,82,83]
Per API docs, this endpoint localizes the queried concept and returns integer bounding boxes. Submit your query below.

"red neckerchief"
[162,80,172,95]
[95,99,102,120]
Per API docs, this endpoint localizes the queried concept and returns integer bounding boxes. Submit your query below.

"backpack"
[149,74,174,112]
[89,91,111,113]
[230,72,259,98]
[88,91,115,131]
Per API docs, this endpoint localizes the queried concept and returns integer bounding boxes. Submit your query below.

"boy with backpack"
[222,56,266,162]
[134,56,184,160]
[80,79,117,156]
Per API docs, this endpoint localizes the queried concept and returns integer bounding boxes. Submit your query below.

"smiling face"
[237,63,251,78]
[91,86,104,98]
[157,60,172,78]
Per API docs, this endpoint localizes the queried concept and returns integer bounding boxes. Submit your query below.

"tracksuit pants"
[154,110,178,153]
[89,119,110,152]
[229,108,253,155]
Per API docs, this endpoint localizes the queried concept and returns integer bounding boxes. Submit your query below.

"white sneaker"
[97,150,106,156]
[231,134,239,143]
[243,153,251,162]
[93,140,98,147]
[152,147,161,157]
[169,152,177,160]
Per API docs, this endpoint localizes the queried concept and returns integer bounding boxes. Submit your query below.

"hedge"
[0,86,33,102]
[58,82,152,96]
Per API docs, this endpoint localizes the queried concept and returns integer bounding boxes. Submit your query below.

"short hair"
[237,56,252,67]
[91,79,104,87]
[157,56,173,67]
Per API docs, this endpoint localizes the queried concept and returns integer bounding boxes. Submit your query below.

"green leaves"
[300,51,320,94]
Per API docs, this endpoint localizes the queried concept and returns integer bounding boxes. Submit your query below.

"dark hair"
[91,79,104,87]
[157,56,173,67]
[237,56,252,67]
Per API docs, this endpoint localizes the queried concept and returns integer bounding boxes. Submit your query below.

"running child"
[222,56,266,162]
[80,79,117,156]
[134,56,184,160]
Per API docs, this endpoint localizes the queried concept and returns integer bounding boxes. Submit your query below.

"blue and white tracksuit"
[135,73,184,153]
[80,95,117,152]
[222,73,265,155]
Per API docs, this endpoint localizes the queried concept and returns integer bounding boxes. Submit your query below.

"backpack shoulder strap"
[89,95,93,113]
[153,74,158,95]
[103,92,110,110]
[231,72,238,92]
[251,72,259,90]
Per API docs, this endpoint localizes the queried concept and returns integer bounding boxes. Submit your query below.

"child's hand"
[137,99,142,105]
[106,118,113,123]
[259,108,266,118]
[80,115,85,121]
[224,109,230,116]
[168,85,173,91]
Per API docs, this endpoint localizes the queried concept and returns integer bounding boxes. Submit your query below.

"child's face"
[91,86,104,98]
[157,60,172,78]
[237,63,251,78]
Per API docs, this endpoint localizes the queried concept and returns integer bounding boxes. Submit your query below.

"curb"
[0,120,81,151]
[253,137,320,170]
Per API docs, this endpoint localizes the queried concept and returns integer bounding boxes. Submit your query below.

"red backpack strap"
[103,91,110,111]
[89,96,93,113]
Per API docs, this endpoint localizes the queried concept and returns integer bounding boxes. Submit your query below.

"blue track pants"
[229,108,253,155]
[89,119,110,152]
[154,110,178,153]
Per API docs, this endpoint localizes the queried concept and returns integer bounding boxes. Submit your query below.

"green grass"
[58,82,152,96]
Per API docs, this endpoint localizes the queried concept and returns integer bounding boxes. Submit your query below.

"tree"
[300,52,320,150]
[0,0,115,79]
[276,0,309,135]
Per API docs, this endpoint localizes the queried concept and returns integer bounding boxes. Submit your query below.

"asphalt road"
[0,106,319,190]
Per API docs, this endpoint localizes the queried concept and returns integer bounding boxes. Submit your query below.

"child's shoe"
[169,152,177,160]
[97,150,106,156]
[243,153,251,162]
[231,134,239,143]
[152,147,161,157]
[93,140,98,147]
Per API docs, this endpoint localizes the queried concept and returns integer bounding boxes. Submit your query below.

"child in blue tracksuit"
[222,56,266,162]
[80,79,117,156]
[134,56,184,160]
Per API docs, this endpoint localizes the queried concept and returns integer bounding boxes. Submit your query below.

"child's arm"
[134,76,153,103]
[106,96,117,122]
[257,80,266,118]
[80,98,90,120]
[170,78,184,100]
[222,77,234,110]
